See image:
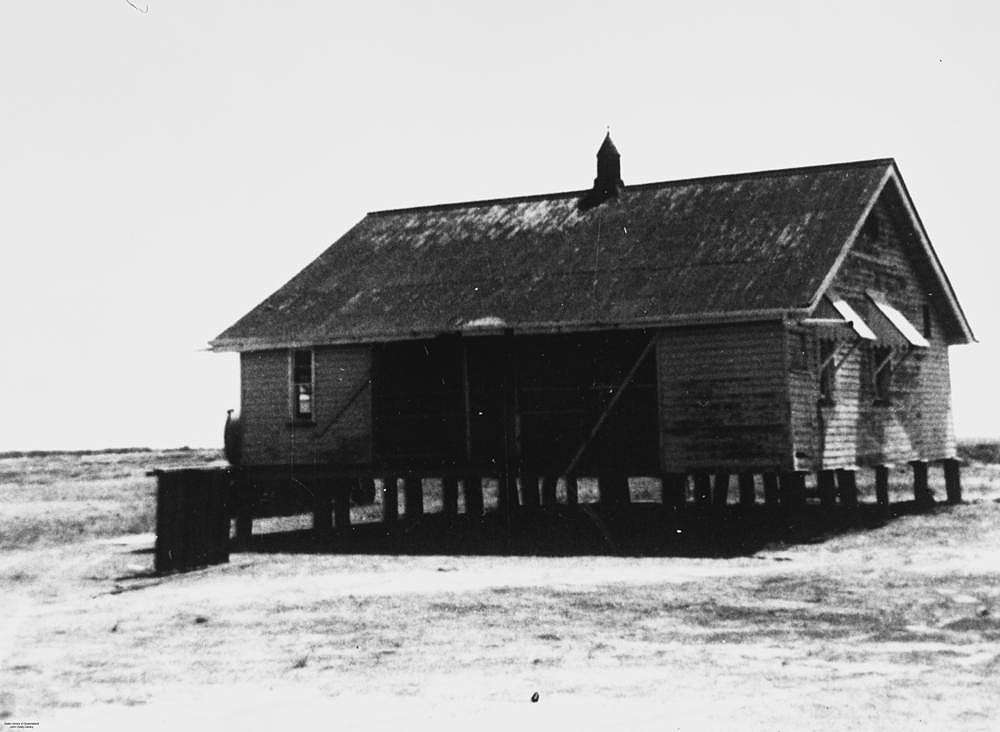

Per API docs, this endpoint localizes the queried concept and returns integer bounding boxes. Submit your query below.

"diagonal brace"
[560,335,657,479]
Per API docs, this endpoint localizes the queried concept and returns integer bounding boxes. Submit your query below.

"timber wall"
[240,346,372,466]
[789,187,956,470]
[658,321,791,472]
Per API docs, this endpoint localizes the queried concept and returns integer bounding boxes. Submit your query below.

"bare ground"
[1,454,1000,730]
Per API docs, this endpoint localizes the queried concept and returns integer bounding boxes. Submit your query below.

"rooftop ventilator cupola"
[580,132,624,210]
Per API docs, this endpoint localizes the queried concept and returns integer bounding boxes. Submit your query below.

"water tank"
[224,409,243,466]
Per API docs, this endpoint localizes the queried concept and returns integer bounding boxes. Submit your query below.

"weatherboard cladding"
[787,189,957,471]
[213,160,893,349]
[240,347,372,466]
[658,321,791,472]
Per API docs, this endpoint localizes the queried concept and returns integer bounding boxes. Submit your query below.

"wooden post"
[463,475,483,517]
[521,473,541,508]
[404,476,424,518]
[693,471,712,505]
[712,471,730,507]
[779,471,806,509]
[496,473,507,516]
[313,482,333,540]
[943,458,962,504]
[762,471,780,507]
[541,475,558,506]
[498,471,521,518]
[598,471,628,508]
[778,471,793,508]
[663,473,686,512]
[875,466,890,511]
[232,473,253,548]
[442,476,459,517]
[660,473,672,509]
[461,339,474,466]
[234,512,253,547]
[179,477,199,569]
[459,339,484,521]
[836,469,858,510]
[497,471,511,517]
[185,473,206,568]
[565,475,579,507]
[499,330,518,528]
[382,476,399,524]
[738,472,755,509]
[154,474,179,572]
[209,471,230,566]
[333,478,352,530]
[817,469,837,508]
[795,472,807,508]
[234,495,253,547]
[911,460,932,508]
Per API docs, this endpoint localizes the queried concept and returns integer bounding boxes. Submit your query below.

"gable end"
[807,165,974,345]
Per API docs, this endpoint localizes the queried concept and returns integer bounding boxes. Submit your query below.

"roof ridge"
[367,157,896,217]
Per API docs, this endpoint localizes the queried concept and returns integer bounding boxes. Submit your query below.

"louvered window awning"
[802,291,929,348]
[865,290,930,348]
[828,295,877,340]
[802,294,877,340]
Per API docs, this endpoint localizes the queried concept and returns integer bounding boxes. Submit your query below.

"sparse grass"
[3,445,998,551]
[958,439,1000,465]
[0,448,222,550]
[6,499,1000,726]
[2,445,1000,727]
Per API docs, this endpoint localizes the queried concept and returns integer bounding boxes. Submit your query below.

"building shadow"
[236,500,941,558]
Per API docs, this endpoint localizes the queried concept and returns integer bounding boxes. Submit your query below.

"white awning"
[866,290,930,348]
[802,294,877,340]
[827,295,877,340]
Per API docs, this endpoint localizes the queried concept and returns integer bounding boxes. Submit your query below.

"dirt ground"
[2,454,1000,730]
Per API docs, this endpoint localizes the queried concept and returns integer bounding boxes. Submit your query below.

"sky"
[1,0,997,450]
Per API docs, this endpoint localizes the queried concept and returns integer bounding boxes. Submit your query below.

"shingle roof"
[212,158,965,350]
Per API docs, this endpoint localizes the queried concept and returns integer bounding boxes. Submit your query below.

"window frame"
[290,348,315,421]
[818,338,837,406]
[790,331,810,372]
[871,344,893,406]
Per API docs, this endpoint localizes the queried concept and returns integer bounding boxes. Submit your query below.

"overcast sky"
[1,1,997,450]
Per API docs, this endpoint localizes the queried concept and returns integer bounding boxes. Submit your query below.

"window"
[791,332,809,371]
[819,339,836,404]
[292,349,314,419]
[922,304,932,339]
[872,345,893,404]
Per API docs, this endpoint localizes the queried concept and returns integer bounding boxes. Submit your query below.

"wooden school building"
[210,135,974,538]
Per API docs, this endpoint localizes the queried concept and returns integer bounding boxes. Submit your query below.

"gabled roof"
[211,157,973,351]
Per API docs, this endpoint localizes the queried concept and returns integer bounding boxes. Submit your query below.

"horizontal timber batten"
[233,463,508,480]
